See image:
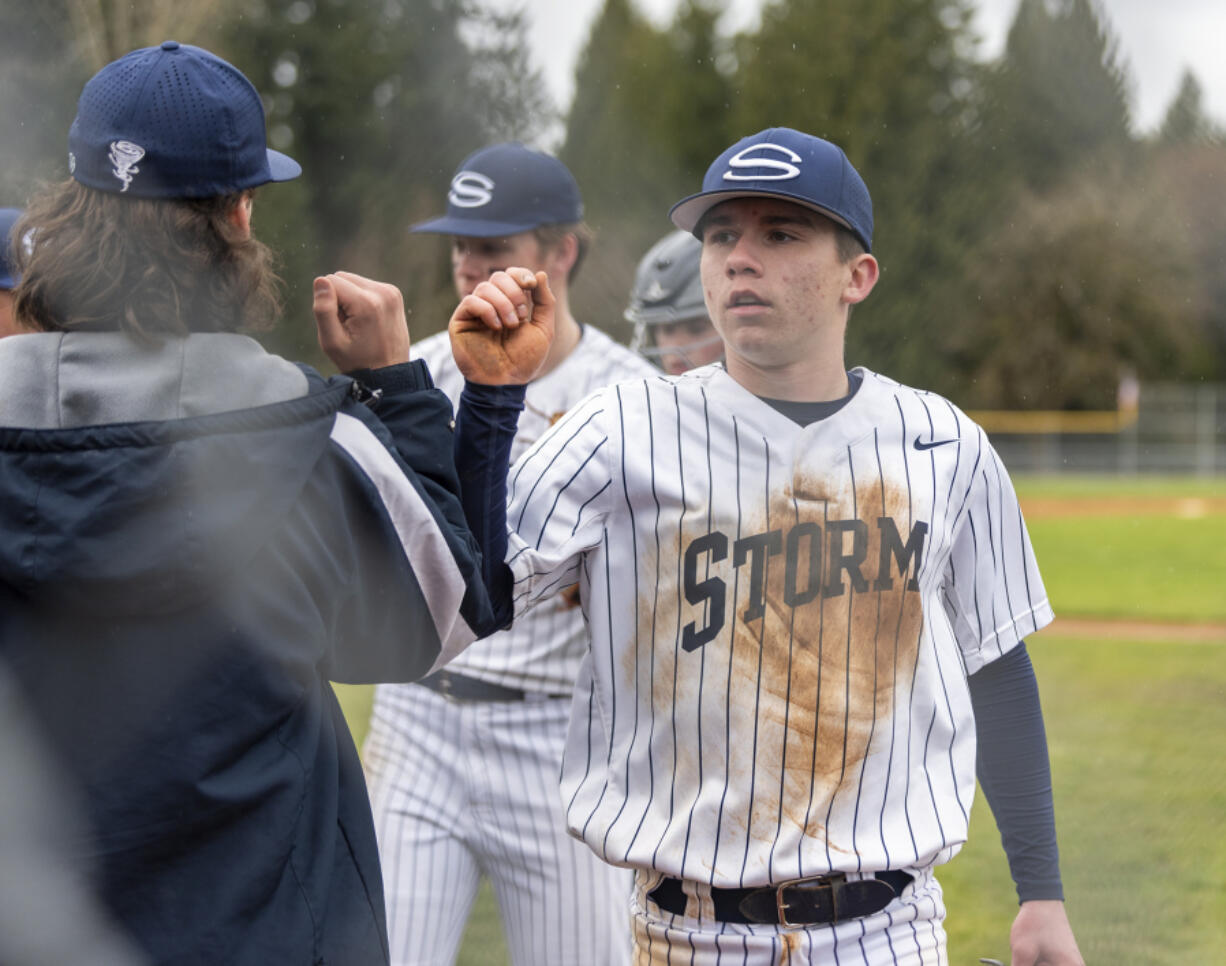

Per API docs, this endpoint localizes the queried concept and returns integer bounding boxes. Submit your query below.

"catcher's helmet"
[626,230,721,370]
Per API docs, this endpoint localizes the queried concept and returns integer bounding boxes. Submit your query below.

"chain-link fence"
[980,382,1225,475]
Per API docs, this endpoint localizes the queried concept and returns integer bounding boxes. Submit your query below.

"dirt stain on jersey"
[628,525,705,794]
[626,471,925,851]
[735,473,925,841]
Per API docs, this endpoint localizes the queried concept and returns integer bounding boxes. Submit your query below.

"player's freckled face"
[451,232,545,298]
[699,199,855,373]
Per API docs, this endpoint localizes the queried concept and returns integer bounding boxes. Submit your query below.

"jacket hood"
[0,332,347,616]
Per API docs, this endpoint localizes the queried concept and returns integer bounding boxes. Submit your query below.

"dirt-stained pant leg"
[631,869,947,966]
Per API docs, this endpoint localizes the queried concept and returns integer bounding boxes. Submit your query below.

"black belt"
[648,870,913,927]
[419,670,568,703]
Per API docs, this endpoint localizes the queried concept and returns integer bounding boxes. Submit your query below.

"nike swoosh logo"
[913,435,959,451]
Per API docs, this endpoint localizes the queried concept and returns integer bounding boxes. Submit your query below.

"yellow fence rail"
[967,405,1139,435]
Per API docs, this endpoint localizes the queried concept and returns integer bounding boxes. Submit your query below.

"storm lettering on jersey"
[681,517,929,649]
[682,532,728,651]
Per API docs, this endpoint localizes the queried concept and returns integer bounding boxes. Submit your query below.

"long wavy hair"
[13,180,283,340]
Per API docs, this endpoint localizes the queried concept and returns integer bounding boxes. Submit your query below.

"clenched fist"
[313,271,411,372]
[449,268,555,385]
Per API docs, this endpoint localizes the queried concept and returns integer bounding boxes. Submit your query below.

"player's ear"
[226,191,255,240]
[545,231,579,279]
[842,253,879,305]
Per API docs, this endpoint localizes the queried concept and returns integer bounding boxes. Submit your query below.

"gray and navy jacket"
[0,331,505,965]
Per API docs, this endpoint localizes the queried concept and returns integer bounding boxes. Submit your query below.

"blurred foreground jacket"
[0,331,497,965]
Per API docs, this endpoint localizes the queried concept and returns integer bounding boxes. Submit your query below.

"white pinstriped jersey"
[506,364,1053,887]
[414,323,657,693]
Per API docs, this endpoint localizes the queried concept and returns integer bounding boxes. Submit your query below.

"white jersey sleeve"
[941,428,1052,674]
[505,389,619,614]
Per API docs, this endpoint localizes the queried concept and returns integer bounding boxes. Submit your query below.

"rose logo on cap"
[108,140,146,193]
[448,171,495,209]
[723,143,802,182]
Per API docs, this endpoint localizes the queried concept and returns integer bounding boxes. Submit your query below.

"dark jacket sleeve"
[319,362,508,682]
[968,642,1065,902]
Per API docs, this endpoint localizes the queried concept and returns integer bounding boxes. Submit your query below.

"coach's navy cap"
[67,41,301,199]
[411,142,583,237]
[0,208,22,290]
[669,127,873,252]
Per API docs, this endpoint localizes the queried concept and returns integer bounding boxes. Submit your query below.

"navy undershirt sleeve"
[967,642,1065,902]
[453,380,525,632]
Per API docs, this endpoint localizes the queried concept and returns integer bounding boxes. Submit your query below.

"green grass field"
[337,474,1226,964]
[942,634,1226,965]
[1016,473,1226,623]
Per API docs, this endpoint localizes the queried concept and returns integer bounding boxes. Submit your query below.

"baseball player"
[0,207,23,336]
[455,128,1085,964]
[626,229,723,375]
[362,142,655,965]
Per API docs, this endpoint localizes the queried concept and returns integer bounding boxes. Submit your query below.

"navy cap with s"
[669,127,873,252]
[411,142,583,237]
[67,41,301,199]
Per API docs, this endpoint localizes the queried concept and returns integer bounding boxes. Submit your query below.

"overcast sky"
[522,0,1225,139]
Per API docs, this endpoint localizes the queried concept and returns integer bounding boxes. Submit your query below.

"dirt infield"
[1044,616,1226,643]
[1019,496,1226,520]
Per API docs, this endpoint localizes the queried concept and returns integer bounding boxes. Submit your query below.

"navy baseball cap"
[670,127,873,252]
[0,207,21,290]
[411,142,583,237]
[67,41,301,199]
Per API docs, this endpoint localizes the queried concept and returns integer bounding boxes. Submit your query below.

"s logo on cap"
[722,143,802,182]
[109,140,146,193]
[448,171,495,208]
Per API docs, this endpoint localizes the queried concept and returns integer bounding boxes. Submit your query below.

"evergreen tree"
[222,0,553,359]
[1158,69,1222,146]
[562,0,678,224]
[980,0,1133,190]
[561,0,734,338]
[644,0,734,186]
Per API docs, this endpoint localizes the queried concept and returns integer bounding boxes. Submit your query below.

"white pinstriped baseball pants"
[364,682,634,965]
[630,868,948,965]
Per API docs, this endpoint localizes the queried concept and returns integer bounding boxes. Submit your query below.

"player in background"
[455,128,1085,965]
[0,208,23,335]
[626,228,723,375]
[0,43,549,965]
[362,142,653,966]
